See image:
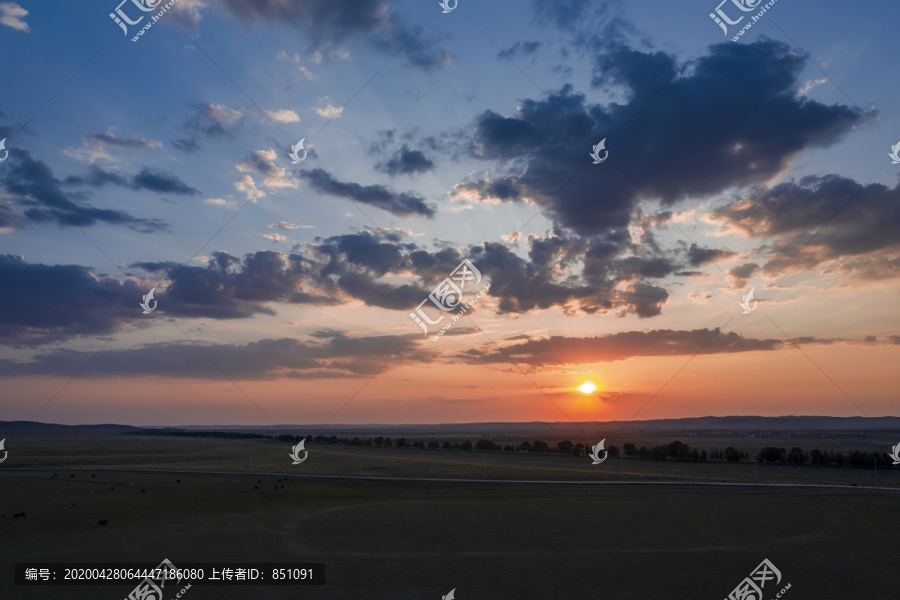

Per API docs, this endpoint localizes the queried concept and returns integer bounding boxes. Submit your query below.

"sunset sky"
[1,0,898,426]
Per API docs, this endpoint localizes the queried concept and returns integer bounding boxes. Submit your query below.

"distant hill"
[3,416,899,438]
[165,416,900,435]
[0,421,141,436]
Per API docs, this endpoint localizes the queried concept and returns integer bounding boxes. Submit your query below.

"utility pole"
[250,452,253,474]
[874,456,877,480]
[483,456,487,478]
[620,453,624,479]
[64,451,67,470]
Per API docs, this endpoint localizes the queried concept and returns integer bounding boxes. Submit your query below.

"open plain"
[2,433,899,599]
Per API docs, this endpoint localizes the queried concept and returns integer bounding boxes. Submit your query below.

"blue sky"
[1,0,899,425]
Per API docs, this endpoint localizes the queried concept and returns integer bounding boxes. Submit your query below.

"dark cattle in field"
[70,474,75,478]
[141,489,146,493]
[13,513,26,518]
[176,480,181,483]
[110,486,115,490]
[253,486,259,490]
[97,520,108,526]
[91,474,96,478]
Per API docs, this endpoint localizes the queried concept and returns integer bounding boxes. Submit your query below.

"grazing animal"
[253,486,259,490]
[70,474,75,478]
[176,480,181,484]
[280,485,284,489]
[110,486,115,490]
[91,474,96,478]
[97,520,108,526]
[13,513,26,518]
[274,485,278,490]
[141,489,146,494]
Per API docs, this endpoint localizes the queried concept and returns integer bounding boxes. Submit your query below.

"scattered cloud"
[313,101,343,119]
[264,108,301,123]
[0,151,167,233]
[0,1,29,32]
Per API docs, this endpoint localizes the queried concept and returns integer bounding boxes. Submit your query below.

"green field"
[2,434,900,599]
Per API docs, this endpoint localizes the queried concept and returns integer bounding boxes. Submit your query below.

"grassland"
[2,434,899,599]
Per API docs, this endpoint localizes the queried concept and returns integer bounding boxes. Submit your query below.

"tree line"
[130,431,895,467]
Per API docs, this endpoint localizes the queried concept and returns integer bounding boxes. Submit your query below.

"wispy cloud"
[0,2,30,32]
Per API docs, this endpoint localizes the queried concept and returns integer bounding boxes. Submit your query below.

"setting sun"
[577,380,599,394]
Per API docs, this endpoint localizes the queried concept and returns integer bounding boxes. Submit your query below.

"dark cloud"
[300,168,436,218]
[0,255,144,345]
[687,243,737,266]
[132,168,200,195]
[132,250,338,320]
[0,331,423,379]
[711,175,900,279]
[459,328,839,366]
[376,144,435,176]
[620,282,669,317]
[214,0,451,70]
[458,40,865,238]
[0,150,167,232]
[1,226,712,348]
[65,165,199,195]
[728,262,760,286]
[174,103,245,152]
[85,133,161,150]
[498,40,541,60]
